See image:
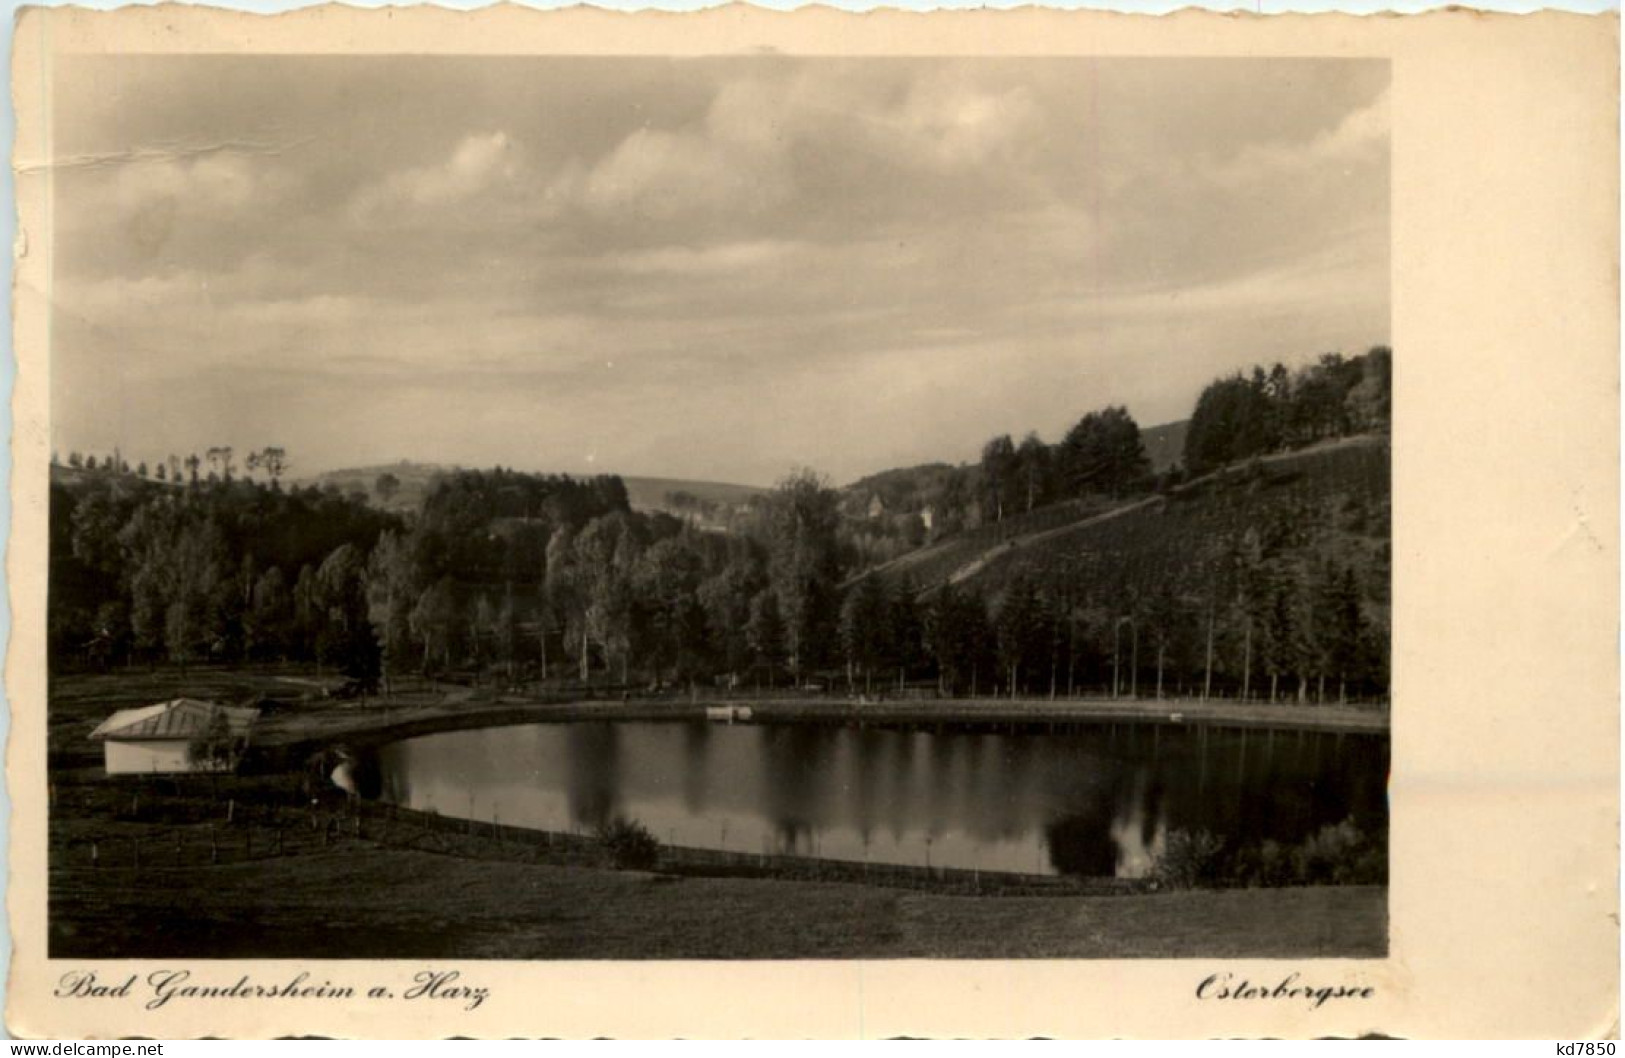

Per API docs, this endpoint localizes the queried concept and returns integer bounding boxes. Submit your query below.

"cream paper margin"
[6,4,1618,1039]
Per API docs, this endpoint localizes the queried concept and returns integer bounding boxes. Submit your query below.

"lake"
[361,719,1389,878]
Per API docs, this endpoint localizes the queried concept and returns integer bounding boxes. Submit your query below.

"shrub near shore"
[1152,817,1387,890]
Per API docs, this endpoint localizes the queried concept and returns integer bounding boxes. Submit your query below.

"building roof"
[89,699,260,742]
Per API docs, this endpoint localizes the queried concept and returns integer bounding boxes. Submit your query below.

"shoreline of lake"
[255,693,1390,757]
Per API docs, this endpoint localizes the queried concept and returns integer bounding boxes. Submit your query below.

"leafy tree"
[205,446,236,482]
[256,447,289,483]
[187,710,238,772]
[925,583,992,696]
[541,526,591,680]
[1344,346,1392,433]
[158,519,230,668]
[888,577,927,683]
[698,555,765,675]
[995,573,1049,697]
[1059,406,1149,498]
[1015,431,1053,513]
[1185,374,1276,473]
[745,588,786,679]
[574,513,644,684]
[838,575,891,693]
[245,566,294,661]
[763,469,842,678]
[375,472,401,506]
[366,530,416,689]
[1313,562,1367,703]
[315,543,379,687]
[634,536,707,685]
[410,576,462,675]
[980,434,1018,523]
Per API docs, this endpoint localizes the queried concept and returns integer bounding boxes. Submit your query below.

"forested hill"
[300,463,765,517]
[953,434,1388,604]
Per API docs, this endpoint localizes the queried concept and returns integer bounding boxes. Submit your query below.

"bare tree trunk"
[1130,626,1139,700]
[1066,618,1077,698]
[1203,605,1215,702]
[1242,625,1252,702]
[1112,631,1120,700]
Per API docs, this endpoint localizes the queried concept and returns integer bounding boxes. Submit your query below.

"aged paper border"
[7,4,1619,1039]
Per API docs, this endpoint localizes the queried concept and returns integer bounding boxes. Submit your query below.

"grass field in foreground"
[51,846,1385,960]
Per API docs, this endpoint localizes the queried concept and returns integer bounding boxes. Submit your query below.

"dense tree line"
[51,471,399,674]
[1184,347,1391,473]
[835,490,1385,704]
[51,347,1391,703]
[977,405,1152,527]
[950,442,1392,702]
[55,446,291,486]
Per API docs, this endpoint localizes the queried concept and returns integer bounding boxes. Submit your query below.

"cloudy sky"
[47,56,1388,486]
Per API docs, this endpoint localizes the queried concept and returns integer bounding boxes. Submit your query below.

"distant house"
[919,505,935,532]
[89,699,259,775]
[868,494,887,518]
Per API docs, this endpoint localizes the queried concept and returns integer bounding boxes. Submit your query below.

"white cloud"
[110,151,271,216]
[352,131,525,217]
[571,80,795,222]
[1210,85,1389,187]
[610,239,802,276]
[889,72,1044,170]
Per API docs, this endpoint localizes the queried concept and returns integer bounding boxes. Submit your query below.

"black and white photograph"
[38,51,1397,963]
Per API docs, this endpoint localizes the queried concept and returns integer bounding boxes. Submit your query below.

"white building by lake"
[89,698,259,775]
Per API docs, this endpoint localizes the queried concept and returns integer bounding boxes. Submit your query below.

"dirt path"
[943,434,1387,590]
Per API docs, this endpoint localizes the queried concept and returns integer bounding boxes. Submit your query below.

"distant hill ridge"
[300,462,768,515]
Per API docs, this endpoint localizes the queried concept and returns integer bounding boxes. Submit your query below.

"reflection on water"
[369,720,1388,878]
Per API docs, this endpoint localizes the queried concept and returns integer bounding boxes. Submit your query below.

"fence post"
[227,798,235,824]
[175,831,183,867]
[210,825,218,864]
[91,840,98,870]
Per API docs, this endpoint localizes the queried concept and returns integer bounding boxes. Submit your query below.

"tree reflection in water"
[370,720,1388,879]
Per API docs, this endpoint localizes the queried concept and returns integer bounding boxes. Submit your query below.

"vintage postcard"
[6,3,1618,1040]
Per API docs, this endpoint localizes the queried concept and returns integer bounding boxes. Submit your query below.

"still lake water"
[366,720,1388,878]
